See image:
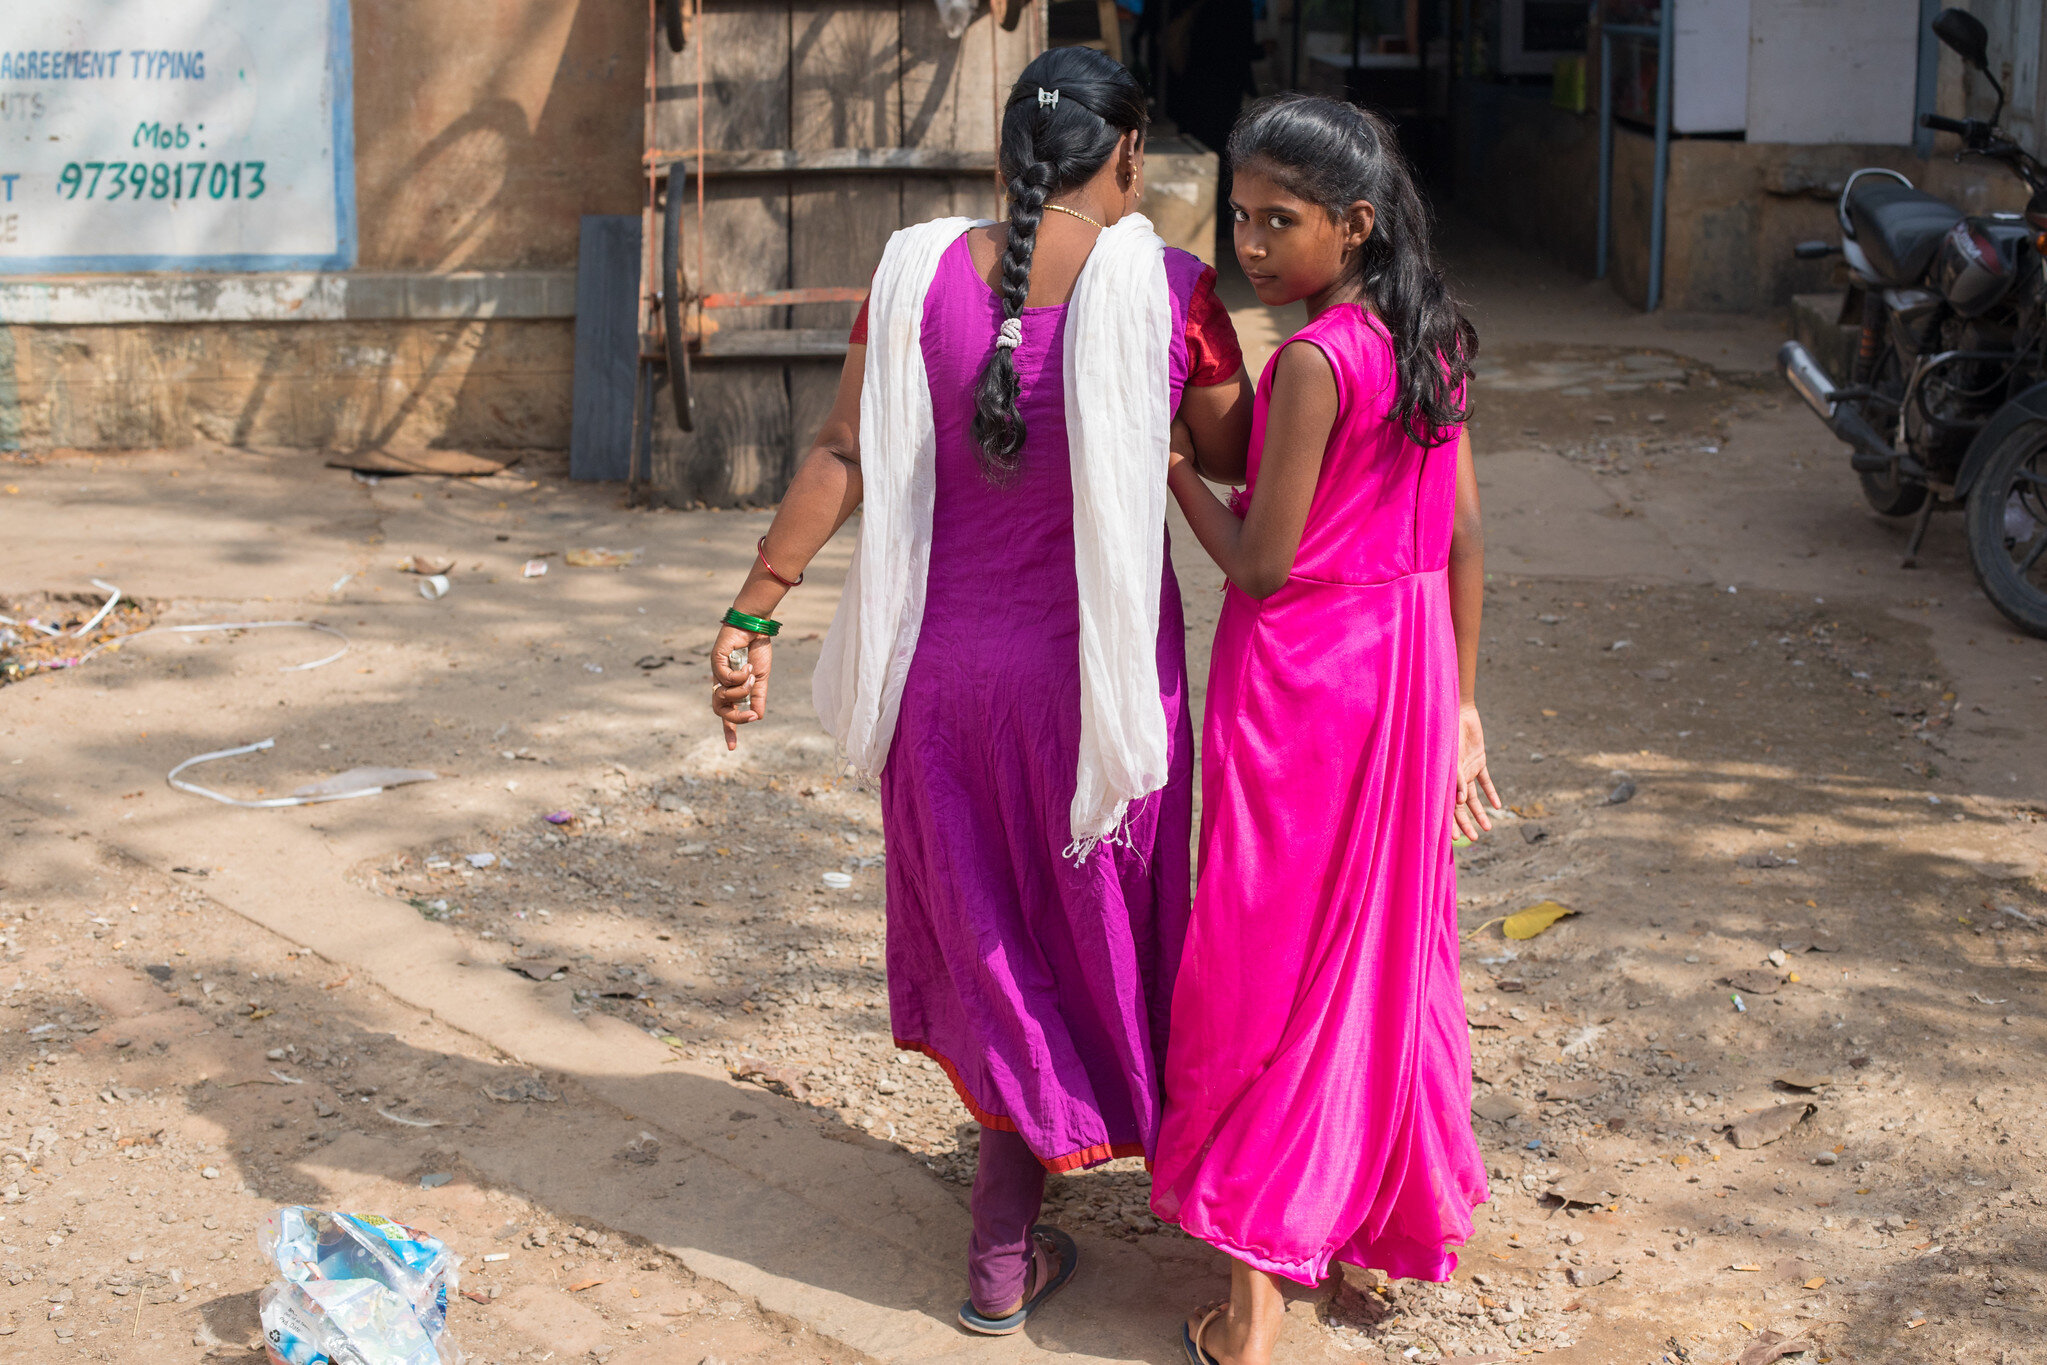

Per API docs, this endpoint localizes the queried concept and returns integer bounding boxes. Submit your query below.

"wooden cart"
[635,0,1043,507]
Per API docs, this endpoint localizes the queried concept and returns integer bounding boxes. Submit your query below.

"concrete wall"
[1452,81,2030,315]
[2,0,642,454]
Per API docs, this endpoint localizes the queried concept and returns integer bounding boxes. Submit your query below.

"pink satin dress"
[1150,303,1488,1285]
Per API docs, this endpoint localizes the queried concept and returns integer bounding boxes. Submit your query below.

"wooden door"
[650,0,1040,507]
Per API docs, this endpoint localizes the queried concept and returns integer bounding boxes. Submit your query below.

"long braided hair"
[1227,95,1476,446]
[970,47,1149,480]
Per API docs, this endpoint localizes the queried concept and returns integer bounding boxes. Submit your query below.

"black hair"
[1227,94,1476,447]
[971,47,1149,480]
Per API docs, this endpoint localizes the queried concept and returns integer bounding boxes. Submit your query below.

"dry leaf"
[1503,900,1577,940]
[1803,1276,1826,1290]
[567,1278,606,1292]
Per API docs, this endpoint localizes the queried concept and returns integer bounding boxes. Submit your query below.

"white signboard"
[0,0,354,273]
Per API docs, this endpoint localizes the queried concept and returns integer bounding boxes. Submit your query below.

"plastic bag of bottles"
[259,1277,443,1365]
[258,1208,460,1365]
[261,1208,458,1335]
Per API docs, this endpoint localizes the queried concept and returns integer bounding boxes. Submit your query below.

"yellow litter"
[1503,900,1578,940]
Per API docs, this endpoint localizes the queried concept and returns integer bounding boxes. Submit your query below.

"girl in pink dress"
[1150,95,1502,1365]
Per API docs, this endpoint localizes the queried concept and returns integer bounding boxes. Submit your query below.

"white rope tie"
[996,316,1024,351]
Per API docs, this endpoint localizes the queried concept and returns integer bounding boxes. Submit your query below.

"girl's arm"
[1167,339,1337,600]
[1448,428,1502,838]
[712,345,866,749]
[1175,365,1254,484]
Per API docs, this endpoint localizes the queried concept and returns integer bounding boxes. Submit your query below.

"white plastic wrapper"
[259,1208,460,1364]
[260,1278,443,1365]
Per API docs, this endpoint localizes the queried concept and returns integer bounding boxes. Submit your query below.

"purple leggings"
[968,1126,1047,1314]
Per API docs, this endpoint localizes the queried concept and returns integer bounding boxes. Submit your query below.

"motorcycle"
[1775,7,2047,637]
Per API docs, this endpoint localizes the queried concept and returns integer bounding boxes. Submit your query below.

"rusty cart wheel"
[661,175,696,433]
[661,0,686,52]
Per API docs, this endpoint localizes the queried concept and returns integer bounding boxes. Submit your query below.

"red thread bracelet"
[756,536,803,588]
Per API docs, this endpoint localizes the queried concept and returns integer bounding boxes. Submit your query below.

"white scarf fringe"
[814,214,1174,862]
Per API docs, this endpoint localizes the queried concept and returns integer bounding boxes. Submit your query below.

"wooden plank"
[652,5,791,153]
[788,361,848,483]
[900,172,1004,226]
[652,147,998,174]
[651,358,796,505]
[698,328,851,358]
[702,286,868,309]
[650,5,794,508]
[570,214,641,481]
[902,0,1038,154]
[791,0,902,331]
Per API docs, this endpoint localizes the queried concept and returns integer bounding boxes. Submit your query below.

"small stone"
[1814,1151,1839,1166]
[127,1250,145,1263]
[1766,949,1788,968]
[657,795,695,819]
[200,1167,219,1180]
[266,1049,286,1061]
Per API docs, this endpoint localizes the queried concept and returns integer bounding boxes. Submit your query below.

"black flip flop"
[1181,1301,1226,1365]
[956,1225,1078,1336]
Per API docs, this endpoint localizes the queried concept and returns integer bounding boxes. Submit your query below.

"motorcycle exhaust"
[1775,340,1905,471]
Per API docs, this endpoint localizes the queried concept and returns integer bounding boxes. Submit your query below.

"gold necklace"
[1044,203,1104,229]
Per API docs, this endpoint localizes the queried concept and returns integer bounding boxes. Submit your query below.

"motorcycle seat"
[1847,179,1964,285]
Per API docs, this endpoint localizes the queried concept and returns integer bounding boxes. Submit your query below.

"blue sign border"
[0,0,357,275]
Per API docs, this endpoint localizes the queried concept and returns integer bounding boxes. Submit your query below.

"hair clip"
[1038,87,1060,109]
[996,317,1024,350]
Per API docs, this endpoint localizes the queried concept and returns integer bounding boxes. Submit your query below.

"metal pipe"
[1778,340,1841,422]
[1777,340,1918,473]
[1596,26,1612,279]
[1648,0,1674,311]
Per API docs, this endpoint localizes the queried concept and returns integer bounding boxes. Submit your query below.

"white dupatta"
[813,212,1175,860]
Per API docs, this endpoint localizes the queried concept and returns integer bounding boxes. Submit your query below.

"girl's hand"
[1168,418,1195,478]
[1453,702,1502,841]
[712,624,772,749]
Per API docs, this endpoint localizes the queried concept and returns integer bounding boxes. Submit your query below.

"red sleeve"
[848,296,870,345]
[1184,266,1244,386]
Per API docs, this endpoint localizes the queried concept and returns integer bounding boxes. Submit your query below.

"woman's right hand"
[1453,701,1502,841]
[712,624,772,750]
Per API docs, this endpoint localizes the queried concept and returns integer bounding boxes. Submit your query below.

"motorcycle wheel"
[1859,464,1929,517]
[1966,423,2047,638]
[661,176,696,433]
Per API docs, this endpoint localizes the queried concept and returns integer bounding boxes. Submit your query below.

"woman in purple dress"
[709,47,1250,1335]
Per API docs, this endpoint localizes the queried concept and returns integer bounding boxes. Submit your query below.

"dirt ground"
[1,218,2044,1365]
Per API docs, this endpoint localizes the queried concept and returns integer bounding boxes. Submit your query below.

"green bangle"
[723,607,780,637]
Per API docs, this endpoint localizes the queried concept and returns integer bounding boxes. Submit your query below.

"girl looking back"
[1150,95,1500,1365]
